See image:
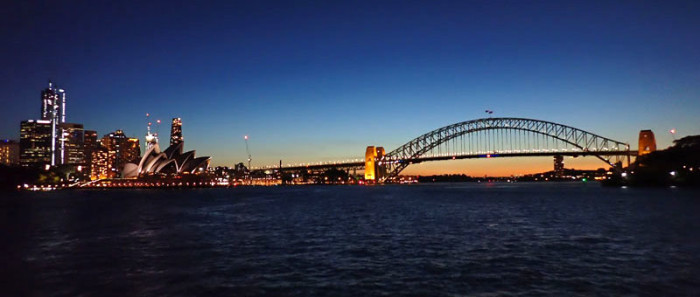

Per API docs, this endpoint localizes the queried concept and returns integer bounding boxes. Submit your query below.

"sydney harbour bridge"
[252,118,637,183]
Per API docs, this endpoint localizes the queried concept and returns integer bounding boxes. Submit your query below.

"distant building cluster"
[19,82,85,169]
[5,81,209,182]
[90,129,141,179]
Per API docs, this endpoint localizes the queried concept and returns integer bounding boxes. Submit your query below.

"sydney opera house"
[122,141,209,178]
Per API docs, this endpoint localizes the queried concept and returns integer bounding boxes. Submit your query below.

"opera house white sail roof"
[122,142,209,178]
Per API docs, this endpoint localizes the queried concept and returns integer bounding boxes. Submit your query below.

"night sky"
[2,1,699,175]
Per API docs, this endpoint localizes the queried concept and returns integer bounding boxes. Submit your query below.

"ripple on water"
[3,184,700,296]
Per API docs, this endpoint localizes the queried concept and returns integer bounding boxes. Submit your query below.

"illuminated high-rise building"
[553,155,564,177]
[58,123,84,165]
[21,81,75,168]
[40,81,65,122]
[90,146,111,180]
[84,131,98,152]
[101,130,141,176]
[40,81,67,165]
[101,130,125,176]
[84,130,98,174]
[19,120,53,167]
[170,117,183,146]
[0,139,20,165]
[124,138,141,165]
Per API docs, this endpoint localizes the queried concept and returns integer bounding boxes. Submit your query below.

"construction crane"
[244,135,252,170]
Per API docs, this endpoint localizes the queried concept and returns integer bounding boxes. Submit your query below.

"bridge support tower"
[365,146,386,182]
[638,130,656,156]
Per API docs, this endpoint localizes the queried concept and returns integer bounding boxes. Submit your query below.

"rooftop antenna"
[145,113,156,150]
[146,113,151,134]
[155,119,161,140]
[244,135,252,170]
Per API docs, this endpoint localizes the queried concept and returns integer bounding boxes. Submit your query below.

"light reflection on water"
[1,183,699,296]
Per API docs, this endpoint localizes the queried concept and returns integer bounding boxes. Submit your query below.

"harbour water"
[2,183,699,296]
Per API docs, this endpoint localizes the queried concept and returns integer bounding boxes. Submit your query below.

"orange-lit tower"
[365,146,377,181]
[638,130,656,156]
[365,146,387,182]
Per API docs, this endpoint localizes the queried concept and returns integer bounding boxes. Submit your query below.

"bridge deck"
[252,150,637,173]
[406,150,637,163]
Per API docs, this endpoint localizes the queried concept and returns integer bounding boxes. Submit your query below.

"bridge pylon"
[638,130,656,156]
[365,146,387,182]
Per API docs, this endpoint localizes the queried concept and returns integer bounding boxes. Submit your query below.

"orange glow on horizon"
[211,155,616,177]
[400,156,610,177]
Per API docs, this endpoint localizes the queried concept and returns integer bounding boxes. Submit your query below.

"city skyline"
[2,1,699,176]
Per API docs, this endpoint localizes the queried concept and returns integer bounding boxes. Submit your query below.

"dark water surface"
[2,183,699,296]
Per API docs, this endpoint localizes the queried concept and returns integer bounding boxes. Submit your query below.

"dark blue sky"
[2,0,699,172]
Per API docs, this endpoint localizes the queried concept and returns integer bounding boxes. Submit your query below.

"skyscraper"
[101,130,126,175]
[100,130,141,176]
[40,81,67,165]
[58,123,85,165]
[553,155,564,177]
[90,146,110,180]
[84,130,98,175]
[170,117,183,146]
[40,81,65,121]
[124,138,141,165]
[19,119,53,167]
[21,81,79,168]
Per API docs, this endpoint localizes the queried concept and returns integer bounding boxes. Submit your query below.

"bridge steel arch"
[380,118,631,181]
